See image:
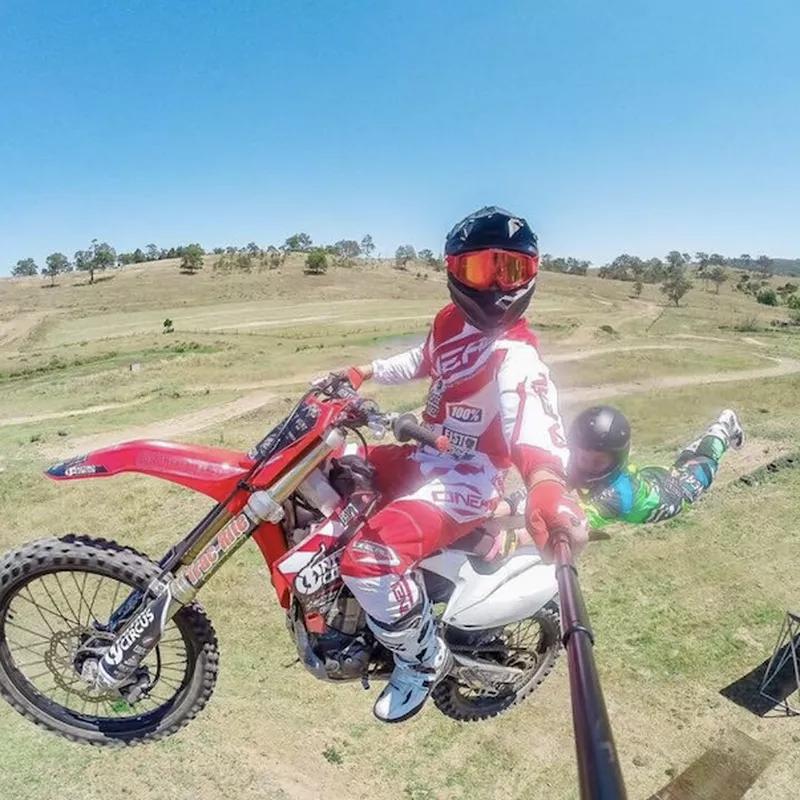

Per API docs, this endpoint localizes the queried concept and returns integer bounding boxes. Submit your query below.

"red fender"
[45,439,254,503]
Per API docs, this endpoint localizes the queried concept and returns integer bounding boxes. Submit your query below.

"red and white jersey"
[370,304,568,483]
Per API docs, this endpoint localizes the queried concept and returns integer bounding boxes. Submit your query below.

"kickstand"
[282,657,301,668]
[360,675,370,690]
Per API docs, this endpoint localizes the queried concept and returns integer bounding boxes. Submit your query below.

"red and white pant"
[339,444,502,624]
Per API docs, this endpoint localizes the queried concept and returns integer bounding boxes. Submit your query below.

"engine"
[283,454,390,682]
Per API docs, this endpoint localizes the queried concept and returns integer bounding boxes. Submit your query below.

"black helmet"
[567,405,631,489]
[445,206,539,331]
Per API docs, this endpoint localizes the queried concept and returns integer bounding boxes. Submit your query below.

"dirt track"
[42,389,276,457]
[41,347,800,460]
[561,355,800,404]
[0,398,152,428]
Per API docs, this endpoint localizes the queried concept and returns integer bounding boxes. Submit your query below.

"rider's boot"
[716,409,745,450]
[681,409,745,462]
[366,591,452,724]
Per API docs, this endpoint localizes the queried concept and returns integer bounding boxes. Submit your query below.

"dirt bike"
[0,376,561,745]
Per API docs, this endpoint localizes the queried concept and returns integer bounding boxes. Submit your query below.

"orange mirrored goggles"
[446,249,539,291]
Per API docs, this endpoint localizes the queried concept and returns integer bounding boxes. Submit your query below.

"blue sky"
[1,0,798,273]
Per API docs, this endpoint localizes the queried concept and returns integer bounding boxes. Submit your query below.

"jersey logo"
[434,334,492,382]
[442,427,478,451]
[447,404,483,423]
[530,374,559,421]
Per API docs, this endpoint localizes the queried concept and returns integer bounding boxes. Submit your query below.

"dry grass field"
[1,257,799,799]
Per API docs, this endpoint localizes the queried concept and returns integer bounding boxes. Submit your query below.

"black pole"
[553,539,627,800]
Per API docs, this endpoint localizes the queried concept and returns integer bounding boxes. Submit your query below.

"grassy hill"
[1,258,800,799]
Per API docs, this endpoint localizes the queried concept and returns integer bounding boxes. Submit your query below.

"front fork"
[92,429,345,690]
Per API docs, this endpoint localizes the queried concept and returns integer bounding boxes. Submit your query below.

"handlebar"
[391,413,452,454]
[301,377,457,455]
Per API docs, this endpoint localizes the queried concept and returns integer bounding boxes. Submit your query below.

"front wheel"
[0,535,219,745]
[433,606,561,722]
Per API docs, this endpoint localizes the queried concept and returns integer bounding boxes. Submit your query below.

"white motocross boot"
[717,409,745,450]
[366,596,453,724]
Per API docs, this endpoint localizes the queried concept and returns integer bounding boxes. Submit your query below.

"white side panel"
[420,546,558,630]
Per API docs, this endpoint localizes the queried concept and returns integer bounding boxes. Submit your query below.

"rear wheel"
[433,607,560,721]
[0,535,219,745]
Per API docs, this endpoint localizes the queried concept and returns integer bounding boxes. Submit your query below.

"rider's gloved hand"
[341,366,369,390]
[316,365,371,391]
[525,479,588,563]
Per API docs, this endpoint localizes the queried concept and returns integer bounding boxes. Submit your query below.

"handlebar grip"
[392,413,451,453]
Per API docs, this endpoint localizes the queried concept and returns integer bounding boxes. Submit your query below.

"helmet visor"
[447,249,538,291]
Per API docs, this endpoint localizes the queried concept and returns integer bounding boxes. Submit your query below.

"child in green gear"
[473,406,744,559]
[566,406,744,528]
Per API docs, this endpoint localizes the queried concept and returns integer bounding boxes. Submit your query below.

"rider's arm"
[496,346,569,484]
[498,346,588,557]
[365,320,435,385]
[367,344,429,384]
[579,490,623,529]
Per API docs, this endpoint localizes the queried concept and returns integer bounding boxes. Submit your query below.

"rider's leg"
[340,465,498,723]
[340,499,476,722]
[672,409,744,504]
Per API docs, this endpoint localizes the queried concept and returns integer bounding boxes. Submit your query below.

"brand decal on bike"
[64,463,108,477]
[294,544,341,596]
[135,451,232,476]
[442,427,478,451]
[46,455,108,478]
[105,607,155,666]
[185,512,252,586]
[350,539,401,567]
[447,404,483,423]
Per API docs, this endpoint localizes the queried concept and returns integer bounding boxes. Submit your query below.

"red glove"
[526,480,588,562]
[328,366,367,390]
[344,366,367,390]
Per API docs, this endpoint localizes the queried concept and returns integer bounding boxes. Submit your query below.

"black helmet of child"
[567,405,632,488]
[445,205,539,331]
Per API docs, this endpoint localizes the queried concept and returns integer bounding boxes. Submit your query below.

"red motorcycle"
[0,376,560,745]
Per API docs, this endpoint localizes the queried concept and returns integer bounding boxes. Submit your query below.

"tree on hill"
[133,247,146,263]
[75,240,116,284]
[333,239,361,265]
[695,252,710,290]
[305,248,328,275]
[665,251,688,270]
[756,254,773,278]
[283,233,313,253]
[180,243,205,274]
[92,240,116,279]
[417,248,435,264]
[395,245,416,269]
[43,252,70,286]
[12,257,38,276]
[709,266,728,294]
[246,241,261,257]
[360,234,375,259]
[146,243,159,261]
[660,266,693,306]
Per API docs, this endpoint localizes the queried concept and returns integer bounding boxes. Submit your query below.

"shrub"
[305,249,328,275]
[756,288,778,306]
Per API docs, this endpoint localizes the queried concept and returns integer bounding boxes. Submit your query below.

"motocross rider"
[567,405,745,527]
[331,206,588,723]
